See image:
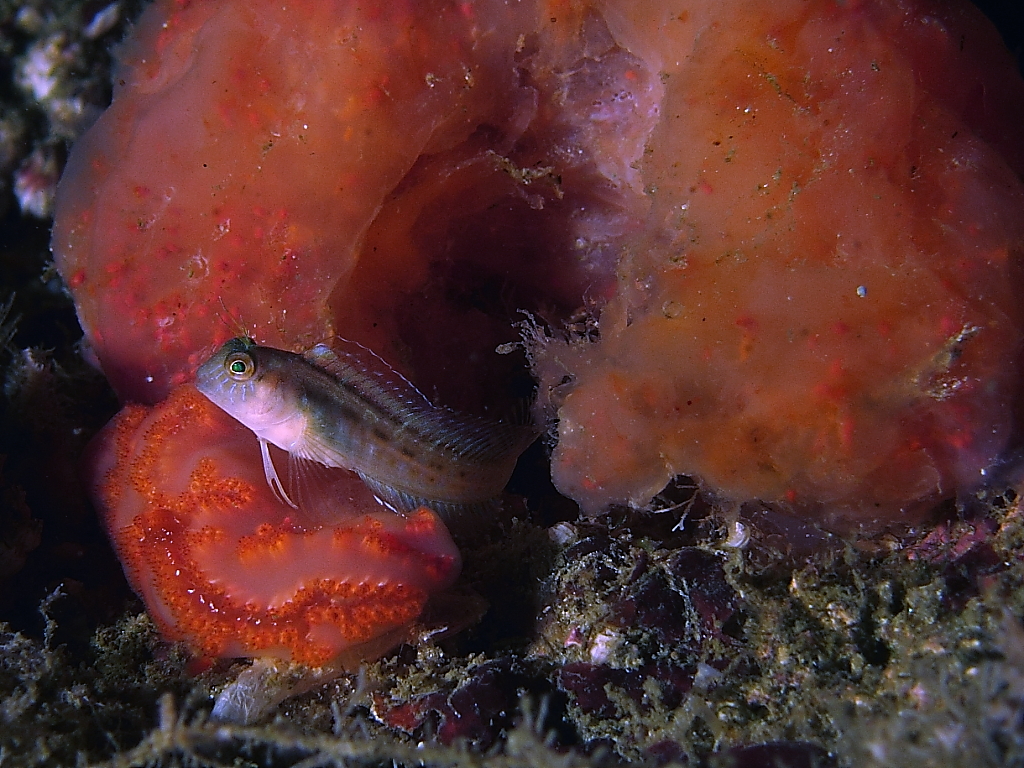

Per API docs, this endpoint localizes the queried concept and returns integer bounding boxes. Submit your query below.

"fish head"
[195,337,302,442]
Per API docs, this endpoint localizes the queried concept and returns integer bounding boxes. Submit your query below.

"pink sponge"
[532,0,1024,528]
[52,0,553,403]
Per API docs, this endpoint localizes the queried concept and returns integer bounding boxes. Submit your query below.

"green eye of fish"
[225,353,255,380]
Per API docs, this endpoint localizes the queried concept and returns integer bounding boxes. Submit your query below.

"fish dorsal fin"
[409,408,539,466]
[305,340,539,465]
[304,340,432,411]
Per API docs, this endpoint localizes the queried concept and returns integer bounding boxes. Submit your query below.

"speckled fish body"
[195,337,535,513]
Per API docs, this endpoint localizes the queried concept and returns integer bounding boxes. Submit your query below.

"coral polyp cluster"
[93,385,460,666]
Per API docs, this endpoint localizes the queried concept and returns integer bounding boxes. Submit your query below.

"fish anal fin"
[357,473,500,523]
[285,452,354,526]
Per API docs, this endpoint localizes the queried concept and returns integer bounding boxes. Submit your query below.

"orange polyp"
[91,385,461,665]
[235,524,290,564]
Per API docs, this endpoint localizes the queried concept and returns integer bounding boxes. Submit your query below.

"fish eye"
[225,352,255,380]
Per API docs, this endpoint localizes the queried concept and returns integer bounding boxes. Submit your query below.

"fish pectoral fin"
[285,453,347,525]
[291,428,347,469]
[260,437,298,509]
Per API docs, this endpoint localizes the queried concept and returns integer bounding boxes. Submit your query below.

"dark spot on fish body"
[334,376,410,429]
[328,401,364,430]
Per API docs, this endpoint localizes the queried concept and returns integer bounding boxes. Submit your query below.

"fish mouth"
[195,357,220,386]
[196,367,252,405]
[196,358,246,406]
[195,353,229,390]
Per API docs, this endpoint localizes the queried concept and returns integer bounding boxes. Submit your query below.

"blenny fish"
[195,337,537,517]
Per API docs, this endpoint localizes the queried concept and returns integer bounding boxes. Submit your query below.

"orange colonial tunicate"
[91,385,461,666]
